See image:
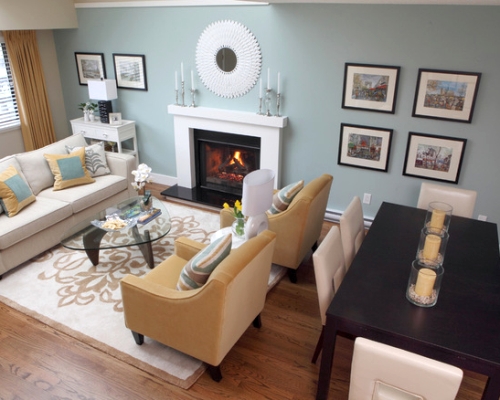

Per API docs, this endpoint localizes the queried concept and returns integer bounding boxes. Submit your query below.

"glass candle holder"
[416,227,449,267]
[424,201,453,232]
[406,260,444,307]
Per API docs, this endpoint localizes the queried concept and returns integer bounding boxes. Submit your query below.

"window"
[0,42,20,130]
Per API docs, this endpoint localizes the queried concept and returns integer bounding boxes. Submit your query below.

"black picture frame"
[113,54,148,91]
[403,132,467,184]
[412,68,481,123]
[342,63,401,114]
[338,123,393,172]
[75,52,106,85]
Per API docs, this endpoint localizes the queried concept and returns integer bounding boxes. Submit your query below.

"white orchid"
[131,163,153,191]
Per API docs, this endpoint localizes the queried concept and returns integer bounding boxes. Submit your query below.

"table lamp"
[242,169,275,240]
[88,78,118,123]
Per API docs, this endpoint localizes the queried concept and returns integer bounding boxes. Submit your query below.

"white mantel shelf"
[167,105,288,128]
[168,104,287,189]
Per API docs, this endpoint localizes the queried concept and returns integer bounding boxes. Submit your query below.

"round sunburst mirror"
[196,20,262,99]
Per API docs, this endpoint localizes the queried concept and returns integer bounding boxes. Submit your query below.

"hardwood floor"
[0,184,487,399]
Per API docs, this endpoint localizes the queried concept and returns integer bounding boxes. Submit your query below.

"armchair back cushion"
[120,230,276,367]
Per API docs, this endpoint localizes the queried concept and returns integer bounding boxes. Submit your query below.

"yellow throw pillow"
[0,165,36,217]
[44,148,95,191]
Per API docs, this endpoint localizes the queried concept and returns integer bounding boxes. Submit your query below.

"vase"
[83,110,90,122]
[89,112,95,122]
[232,217,245,238]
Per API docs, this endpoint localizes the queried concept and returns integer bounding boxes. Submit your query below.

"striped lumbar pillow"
[268,180,304,214]
[177,233,232,291]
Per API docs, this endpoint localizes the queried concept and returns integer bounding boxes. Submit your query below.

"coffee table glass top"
[61,196,171,251]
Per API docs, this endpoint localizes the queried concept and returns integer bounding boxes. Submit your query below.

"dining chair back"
[340,196,365,271]
[311,226,346,363]
[349,337,463,400]
[417,182,477,218]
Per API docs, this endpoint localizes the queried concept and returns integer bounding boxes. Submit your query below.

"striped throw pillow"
[268,180,304,214]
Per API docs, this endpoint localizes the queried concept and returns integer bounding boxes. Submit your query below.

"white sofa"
[0,133,136,277]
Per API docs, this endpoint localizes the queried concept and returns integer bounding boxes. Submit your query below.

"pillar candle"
[175,71,178,90]
[277,72,280,94]
[415,268,437,297]
[181,62,184,82]
[422,234,441,261]
[430,209,446,231]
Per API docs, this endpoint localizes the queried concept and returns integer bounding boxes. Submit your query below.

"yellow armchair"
[220,174,333,283]
[120,230,276,381]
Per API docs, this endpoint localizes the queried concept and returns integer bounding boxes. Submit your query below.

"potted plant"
[78,101,98,121]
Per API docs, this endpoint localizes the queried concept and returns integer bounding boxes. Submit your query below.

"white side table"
[70,118,138,165]
[210,227,246,248]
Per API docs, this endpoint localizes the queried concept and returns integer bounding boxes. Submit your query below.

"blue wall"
[54,4,500,228]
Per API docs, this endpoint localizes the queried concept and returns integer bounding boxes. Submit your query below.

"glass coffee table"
[61,196,171,269]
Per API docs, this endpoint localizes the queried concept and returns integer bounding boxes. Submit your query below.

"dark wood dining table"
[316,202,500,400]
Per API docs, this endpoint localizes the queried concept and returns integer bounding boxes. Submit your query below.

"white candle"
[267,68,270,90]
[181,62,184,82]
[277,72,281,94]
[175,71,178,90]
[191,70,194,90]
[259,78,263,98]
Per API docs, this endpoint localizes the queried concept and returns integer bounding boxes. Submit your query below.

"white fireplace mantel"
[168,105,288,189]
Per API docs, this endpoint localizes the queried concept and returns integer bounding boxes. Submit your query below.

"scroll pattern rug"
[0,201,286,389]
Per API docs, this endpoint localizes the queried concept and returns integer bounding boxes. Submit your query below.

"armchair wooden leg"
[208,365,222,382]
[132,331,144,345]
[288,268,297,283]
[311,326,325,364]
[252,314,262,328]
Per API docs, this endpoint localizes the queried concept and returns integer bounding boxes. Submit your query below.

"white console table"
[70,118,138,164]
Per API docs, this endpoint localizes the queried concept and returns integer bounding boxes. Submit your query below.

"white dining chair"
[417,182,477,218]
[340,196,365,271]
[311,226,346,364]
[349,337,463,400]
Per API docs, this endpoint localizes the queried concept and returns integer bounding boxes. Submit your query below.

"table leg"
[83,227,107,265]
[316,317,339,400]
[131,227,155,268]
[481,371,500,400]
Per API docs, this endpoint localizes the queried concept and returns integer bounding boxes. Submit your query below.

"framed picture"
[113,54,148,91]
[403,132,467,184]
[412,69,481,123]
[342,63,401,114]
[338,123,393,172]
[109,112,122,125]
[75,52,106,85]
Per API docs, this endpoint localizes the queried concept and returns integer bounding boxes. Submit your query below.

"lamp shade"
[88,79,118,101]
[242,169,275,217]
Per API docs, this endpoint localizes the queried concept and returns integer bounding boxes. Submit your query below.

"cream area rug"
[0,201,286,389]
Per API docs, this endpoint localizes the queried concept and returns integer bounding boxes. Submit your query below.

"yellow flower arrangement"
[223,200,245,236]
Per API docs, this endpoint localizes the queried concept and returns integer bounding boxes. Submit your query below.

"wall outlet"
[478,214,487,221]
[363,193,372,205]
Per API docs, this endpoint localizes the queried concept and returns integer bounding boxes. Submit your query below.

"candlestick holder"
[416,227,449,267]
[276,93,281,117]
[406,260,444,307]
[181,81,185,107]
[175,89,179,105]
[257,97,264,115]
[189,89,197,107]
[265,88,272,116]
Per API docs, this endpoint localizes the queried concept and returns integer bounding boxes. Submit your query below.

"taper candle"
[191,70,194,90]
[267,68,270,90]
[277,72,280,94]
[259,78,263,98]
[175,71,178,90]
[181,62,184,82]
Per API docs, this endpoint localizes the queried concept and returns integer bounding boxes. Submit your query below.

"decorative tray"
[91,216,137,232]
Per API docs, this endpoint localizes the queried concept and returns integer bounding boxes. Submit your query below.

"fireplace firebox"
[194,129,260,196]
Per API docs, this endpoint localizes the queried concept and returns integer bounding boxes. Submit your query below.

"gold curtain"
[3,30,56,151]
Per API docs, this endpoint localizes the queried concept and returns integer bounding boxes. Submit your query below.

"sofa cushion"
[37,174,128,214]
[66,141,111,177]
[268,180,304,215]
[0,196,72,249]
[44,148,95,191]
[15,134,88,195]
[0,165,36,217]
[177,233,232,291]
